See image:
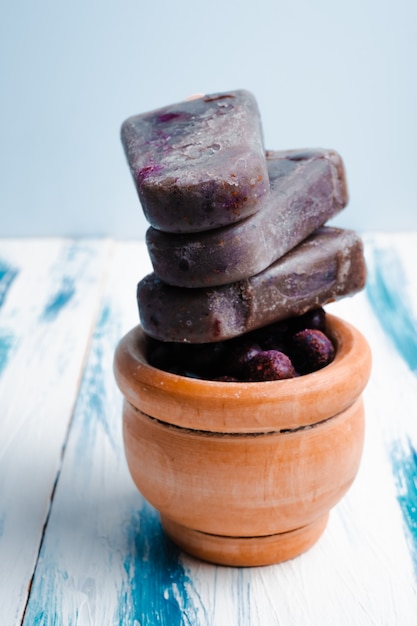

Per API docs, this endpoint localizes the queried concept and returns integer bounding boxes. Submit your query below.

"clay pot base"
[115,315,371,568]
[161,513,329,567]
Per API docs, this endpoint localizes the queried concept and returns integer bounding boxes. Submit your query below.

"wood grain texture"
[0,240,111,625]
[2,235,417,625]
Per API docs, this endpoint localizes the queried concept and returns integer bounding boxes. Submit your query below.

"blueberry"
[222,337,263,378]
[173,341,225,378]
[147,336,224,378]
[145,310,336,382]
[291,329,335,374]
[242,350,296,382]
[250,322,289,352]
[290,308,327,333]
[147,339,180,374]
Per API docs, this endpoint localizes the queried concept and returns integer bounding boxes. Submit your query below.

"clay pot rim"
[114,314,372,433]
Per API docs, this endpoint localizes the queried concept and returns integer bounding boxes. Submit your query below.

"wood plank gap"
[7,239,116,626]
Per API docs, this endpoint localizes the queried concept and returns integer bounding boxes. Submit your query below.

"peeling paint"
[391,439,417,576]
[366,246,417,373]
[0,331,14,376]
[366,244,417,576]
[119,500,201,626]
[41,276,76,321]
[0,260,18,308]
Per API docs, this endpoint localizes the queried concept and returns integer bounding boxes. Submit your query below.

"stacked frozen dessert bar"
[120,89,366,378]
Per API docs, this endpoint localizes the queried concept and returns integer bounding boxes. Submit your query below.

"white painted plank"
[184,290,417,625]
[171,238,417,626]
[20,236,417,625]
[21,241,167,626]
[330,232,417,578]
[0,239,111,626]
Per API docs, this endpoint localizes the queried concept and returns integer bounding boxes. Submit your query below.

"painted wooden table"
[1,234,417,625]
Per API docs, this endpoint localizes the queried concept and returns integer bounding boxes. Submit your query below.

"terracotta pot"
[114,314,371,567]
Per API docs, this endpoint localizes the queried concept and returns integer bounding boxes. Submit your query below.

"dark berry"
[222,337,262,378]
[242,350,296,382]
[249,325,289,353]
[147,340,180,374]
[173,341,225,379]
[288,308,327,333]
[145,310,336,382]
[291,329,335,374]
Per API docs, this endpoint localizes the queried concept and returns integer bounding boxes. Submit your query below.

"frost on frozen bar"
[121,90,269,233]
[146,148,348,287]
[137,227,366,343]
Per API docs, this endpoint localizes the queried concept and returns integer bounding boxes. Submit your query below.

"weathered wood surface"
[1,234,417,625]
[0,240,112,625]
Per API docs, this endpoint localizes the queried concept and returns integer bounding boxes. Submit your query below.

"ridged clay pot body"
[114,314,371,567]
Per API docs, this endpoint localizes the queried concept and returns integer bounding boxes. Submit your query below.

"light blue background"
[1,0,416,238]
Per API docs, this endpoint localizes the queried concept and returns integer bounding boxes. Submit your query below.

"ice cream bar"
[137,227,366,343]
[121,90,269,233]
[146,148,348,287]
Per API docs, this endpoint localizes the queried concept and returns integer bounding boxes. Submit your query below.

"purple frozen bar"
[121,90,269,233]
[137,227,366,343]
[146,148,348,287]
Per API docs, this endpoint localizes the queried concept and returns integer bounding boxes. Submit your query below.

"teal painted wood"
[21,243,207,625]
[3,236,417,625]
[0,239,111,626]
[364,234,417,577]
[328,232,417,606]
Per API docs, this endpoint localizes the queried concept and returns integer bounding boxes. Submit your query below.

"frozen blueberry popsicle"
[146,148,348,287]
[137,227,366,343]
[121,90,269,233]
